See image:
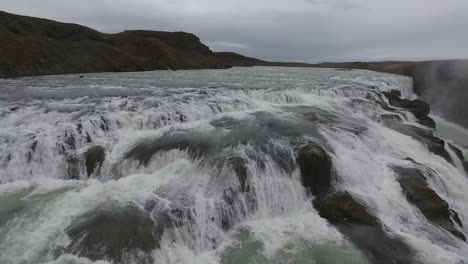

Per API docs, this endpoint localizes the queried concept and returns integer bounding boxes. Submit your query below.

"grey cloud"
[2,0,468,62]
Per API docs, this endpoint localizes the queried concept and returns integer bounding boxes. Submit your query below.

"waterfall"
[0,67,467,264]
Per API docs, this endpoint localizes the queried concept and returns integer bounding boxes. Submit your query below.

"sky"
[2,0,468,62]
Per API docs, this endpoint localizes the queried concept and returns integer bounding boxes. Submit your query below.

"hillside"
[0,11,262,78]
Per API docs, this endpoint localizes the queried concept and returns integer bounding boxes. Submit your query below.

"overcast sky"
[2,0,468,62]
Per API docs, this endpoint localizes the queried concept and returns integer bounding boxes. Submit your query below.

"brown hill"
[0,11,262,78]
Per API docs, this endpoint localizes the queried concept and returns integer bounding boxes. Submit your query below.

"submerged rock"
[66,205,158,263]
[296,143,414,264]
[65,154,80,180]
[392,166,466,241]
[210,155,258,230]
[85,146,106,177]
[379,113,403,125]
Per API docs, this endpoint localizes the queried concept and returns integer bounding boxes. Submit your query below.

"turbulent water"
[0,67,467,264]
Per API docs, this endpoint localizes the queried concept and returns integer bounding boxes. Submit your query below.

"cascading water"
[0,67,467,264]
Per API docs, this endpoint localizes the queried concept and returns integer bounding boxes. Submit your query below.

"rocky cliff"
[346,60,468,128]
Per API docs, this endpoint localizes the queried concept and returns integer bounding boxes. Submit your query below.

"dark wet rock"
[448,143,465,162]
[79,75,85,78]
[100,116,109,131]
[66,205,157,263]
[76,123,83,134]
[145,199,193,230]
[392,166,466,241]
[217,186,248,230]
[9,106,19,112]
[387,123,451,162]
[314,192,377,225]
[296,144,415,264]
[225,156,250,193]
[383,90,435,128]
[314,192,414,264]
[65,155,80,180]
[379,113,403,125]
[85,132,92,143]
[451,209,464,228]
[30,140,38,152]
[64,133,76,150]
[447,144,468,172]
[296,144,333,197]
[126,112,306,171]
[210,155,258,230]
[383,90,429,117]
[284,105,366,135]
[85,146,106,177]
[2,153,12,166]
[125,133,215,166]
[179,114,187,122]
[26,141,38,162]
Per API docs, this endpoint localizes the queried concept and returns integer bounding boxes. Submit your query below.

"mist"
[413,60,468,128]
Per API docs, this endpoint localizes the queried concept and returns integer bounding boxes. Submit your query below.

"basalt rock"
[379,113,403,125]
[314,192,377,226]
[314,192,414,264]
[392,166,466,241]
[448,143,465,162]
[383,90,435,128]
[296,144,333,197]
[65,155,80,180]
[211,155,258,230]
[85,146,106,177]
[386,123,451,162]
[65,205,158,263]
[296,143,414,264]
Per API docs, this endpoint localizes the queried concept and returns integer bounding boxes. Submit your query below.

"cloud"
[2,0,468,62]
[208,42,250,51]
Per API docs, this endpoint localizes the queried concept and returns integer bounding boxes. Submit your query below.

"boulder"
[392,166,466,241]
[85,146,106,177]
[66,205,158,263]
[296,144,333,197]
[314,192,377,226]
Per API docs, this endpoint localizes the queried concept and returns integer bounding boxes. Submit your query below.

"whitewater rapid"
[0,67,467,264]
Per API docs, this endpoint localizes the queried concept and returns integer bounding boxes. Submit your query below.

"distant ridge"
[0,11,264,78]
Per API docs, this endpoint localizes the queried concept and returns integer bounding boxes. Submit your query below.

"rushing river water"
[0,67,467,264]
